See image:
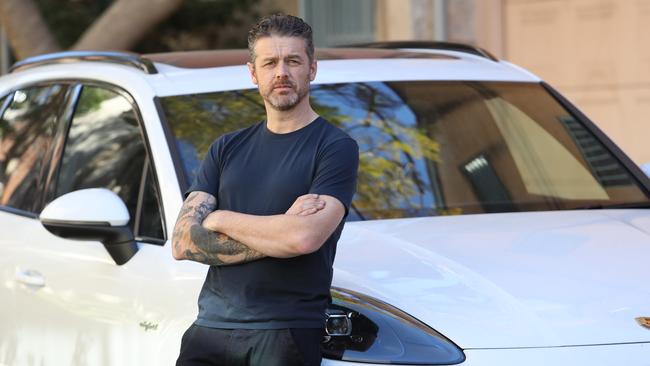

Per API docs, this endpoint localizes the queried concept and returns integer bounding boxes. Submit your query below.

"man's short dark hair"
[248,14,315,64]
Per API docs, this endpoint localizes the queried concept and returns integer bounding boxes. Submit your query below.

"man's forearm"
[203,196,344,258]
[175,222,266,266]
[172,192,266,266]
[203,211,306,258]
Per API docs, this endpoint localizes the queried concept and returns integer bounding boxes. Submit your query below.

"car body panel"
[334,210,650,349]
[0,208,206,365]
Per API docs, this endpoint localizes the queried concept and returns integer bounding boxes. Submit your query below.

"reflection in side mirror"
[640,163,650,179]
[40,188,138,265]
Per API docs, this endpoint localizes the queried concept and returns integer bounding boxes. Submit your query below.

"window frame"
[44,80,167,244]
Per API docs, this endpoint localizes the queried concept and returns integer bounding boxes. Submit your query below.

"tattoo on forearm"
[183,225,265,265]
[172,192,265,265]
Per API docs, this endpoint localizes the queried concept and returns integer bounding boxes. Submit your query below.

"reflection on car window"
[160,81,649,220]
[0,85,68,213]
[55,86,163,239]
[160,89,266,179]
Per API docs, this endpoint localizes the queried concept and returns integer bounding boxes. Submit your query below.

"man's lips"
[273,84,294,91]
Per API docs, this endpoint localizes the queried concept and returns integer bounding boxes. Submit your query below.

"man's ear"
[309,60,317,82]
[247,62,258,85]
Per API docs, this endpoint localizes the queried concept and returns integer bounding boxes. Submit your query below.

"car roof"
[144,48,456,69]
[5,43,541,97]
[147,47,540,97]
[9,41,492,73]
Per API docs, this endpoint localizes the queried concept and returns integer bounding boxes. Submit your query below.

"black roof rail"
[344,41,498,62]
[10,51,158,74]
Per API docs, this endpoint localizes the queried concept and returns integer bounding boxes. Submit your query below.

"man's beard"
[264,80,309,111]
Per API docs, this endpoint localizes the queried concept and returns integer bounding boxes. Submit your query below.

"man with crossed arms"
[172,14,359,366]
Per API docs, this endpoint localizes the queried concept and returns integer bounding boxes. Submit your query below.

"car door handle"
[15,269,46,287]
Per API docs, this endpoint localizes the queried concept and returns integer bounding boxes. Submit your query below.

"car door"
[0,82,200,365]
[0,83,78,364]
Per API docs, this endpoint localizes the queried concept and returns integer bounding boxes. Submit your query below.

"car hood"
[333,209,650,349]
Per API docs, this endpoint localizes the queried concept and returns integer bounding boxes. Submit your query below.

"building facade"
[273,0,649,165]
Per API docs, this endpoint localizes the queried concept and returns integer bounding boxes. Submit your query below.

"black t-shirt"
[187,117,359,329]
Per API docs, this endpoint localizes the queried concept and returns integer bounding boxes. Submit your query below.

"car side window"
[0,85,69,213]
[54,85,164,241]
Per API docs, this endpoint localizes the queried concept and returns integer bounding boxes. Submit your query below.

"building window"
[302,0,376,46]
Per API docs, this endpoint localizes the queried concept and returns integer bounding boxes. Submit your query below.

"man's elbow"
[172,246,185,261]
[171,240,186,261]
[290,231,325,255]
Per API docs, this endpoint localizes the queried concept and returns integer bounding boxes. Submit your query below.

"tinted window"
[0,85,69,213]
[136,160,165,240]
[160,82,650,220]
[56,85,163,239]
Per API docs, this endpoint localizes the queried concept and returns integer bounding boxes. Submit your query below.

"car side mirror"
[40,188,138,265]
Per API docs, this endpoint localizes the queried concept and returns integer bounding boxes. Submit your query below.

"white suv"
[1,42,649,365]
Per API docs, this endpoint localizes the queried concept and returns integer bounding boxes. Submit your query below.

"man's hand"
[285,194,326,216]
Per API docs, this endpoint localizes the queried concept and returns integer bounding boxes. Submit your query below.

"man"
[172,13,359,366]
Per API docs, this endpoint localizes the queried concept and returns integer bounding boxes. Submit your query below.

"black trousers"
[176,324,324,366]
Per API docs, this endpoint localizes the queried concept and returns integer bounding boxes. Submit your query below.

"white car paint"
[0,208,206,365]
[40,188,130,226]
[151,57,541,97]
[335,210,650,349]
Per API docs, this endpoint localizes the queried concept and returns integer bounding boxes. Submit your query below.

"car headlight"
[323,287,465,365]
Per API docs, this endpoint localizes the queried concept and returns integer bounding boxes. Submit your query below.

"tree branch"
[0,0,60,59]
[73,0,184,51]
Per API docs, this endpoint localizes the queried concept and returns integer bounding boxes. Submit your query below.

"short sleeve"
[309,138,359,217]
[185,138,223,199]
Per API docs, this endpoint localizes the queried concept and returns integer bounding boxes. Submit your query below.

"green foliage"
[75,87,116,115]
[162,82,441,220]
[161,89,266,159]
[312,83,440,219]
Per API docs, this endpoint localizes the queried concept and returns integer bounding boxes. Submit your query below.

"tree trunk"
[0,0,61,60]
[73,0,184,51]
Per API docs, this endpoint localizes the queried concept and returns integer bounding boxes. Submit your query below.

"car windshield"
[159,81,650,221]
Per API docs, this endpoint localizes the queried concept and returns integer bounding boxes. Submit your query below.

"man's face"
[247,36,316,111]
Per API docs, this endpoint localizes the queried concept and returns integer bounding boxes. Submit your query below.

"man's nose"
[275,61,289,78]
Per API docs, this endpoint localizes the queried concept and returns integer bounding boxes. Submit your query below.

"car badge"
[636,317,650,330]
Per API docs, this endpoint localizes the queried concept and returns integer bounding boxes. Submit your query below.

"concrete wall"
[376,0,451,42]
[376,0,414,40]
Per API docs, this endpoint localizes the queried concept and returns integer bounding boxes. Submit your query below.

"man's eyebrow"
[258,53,304,63]
[259,56,278,62]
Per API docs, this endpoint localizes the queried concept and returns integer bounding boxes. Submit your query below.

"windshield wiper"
[572,201,650,210]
